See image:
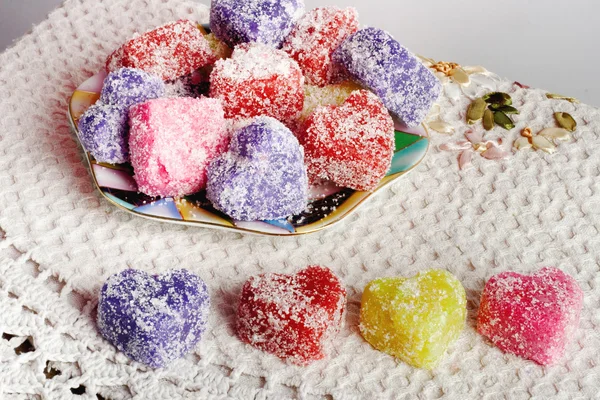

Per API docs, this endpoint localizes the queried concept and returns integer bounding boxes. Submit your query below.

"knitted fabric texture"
[1,1,599,399]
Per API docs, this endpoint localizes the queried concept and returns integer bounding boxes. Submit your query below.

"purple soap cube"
[206,116,308,221]
[333,27,441,127]
[97,269,210,368]
[210,0,305,48]
[100,67,165,108]
[77,103,129,164]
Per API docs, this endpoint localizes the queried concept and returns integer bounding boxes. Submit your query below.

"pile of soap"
[77,0,442,222]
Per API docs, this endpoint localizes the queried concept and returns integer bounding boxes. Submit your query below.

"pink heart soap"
[128,97,229,197]
[477,267,583,365]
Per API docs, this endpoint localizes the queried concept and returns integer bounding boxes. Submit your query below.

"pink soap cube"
[477,267,583,365]
[128,97,229,197]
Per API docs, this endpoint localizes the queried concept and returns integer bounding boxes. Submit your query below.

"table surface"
[0,0,598,107]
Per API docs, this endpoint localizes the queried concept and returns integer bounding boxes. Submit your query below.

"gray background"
[1,0,598,106]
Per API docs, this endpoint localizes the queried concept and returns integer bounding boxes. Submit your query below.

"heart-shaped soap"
[128,97,229,197]
[297,89,395,191]
[106,20,217,81]
[236,266,346,365]
[206,116,308,221]
[210,0,305,48]
[209,43,305,125]
[477,267,583,365]
[97,269,210,368]
[78,103,129,164]
[360,269,466,369]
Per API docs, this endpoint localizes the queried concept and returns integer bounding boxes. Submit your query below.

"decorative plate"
[68,71,429,236]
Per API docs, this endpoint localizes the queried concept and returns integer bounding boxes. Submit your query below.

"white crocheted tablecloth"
[1,1,599,399]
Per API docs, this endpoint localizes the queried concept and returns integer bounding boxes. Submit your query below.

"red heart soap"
[477,267,583,365]
[281,6,359,87]
[297,89,395,191]
[106,20,217,81]
[236,266,346,365]
[209,43,305,126]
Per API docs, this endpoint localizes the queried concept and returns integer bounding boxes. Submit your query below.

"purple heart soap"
[332,27,441,127]
[100,67,165,109]
[77,103,129,164]
[206,116,308,221]
[97,269,210,368]
[210,0,305,48]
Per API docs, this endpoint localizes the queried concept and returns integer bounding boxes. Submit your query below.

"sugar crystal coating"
[237,266,346,365]
[282,7,359,87]
[360,270,466,369]
[297,89,394,191]
[77,103,129,164]
[106,20,217,81]
[332,27,441,127]
[206,116,308,221]
[97,269,210,368]
[477,267,583,365]
[128,97,229,197]
[210,0,305,48]
[100,68,165,109]
[209,43,304,125]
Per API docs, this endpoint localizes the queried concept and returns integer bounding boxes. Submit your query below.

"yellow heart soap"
[359,269,466,369]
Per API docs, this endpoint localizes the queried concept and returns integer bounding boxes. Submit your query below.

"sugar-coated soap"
[209,43,304,125]
[100,68,165,108]
[128,97,229,197]
[332,27,441,127]
[237,266,346,365]
[106,20,217,81]
[206,116,308,221]
[477,267,583,365]
[282,7,359,86]
[97,269,210,368]
[77,103,129,164]
[360,270,466,369]
[297,89,394,191]
[210,0,305,48]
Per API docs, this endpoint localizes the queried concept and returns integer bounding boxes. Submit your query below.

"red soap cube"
[282,7,359,87]
[297,89,395,191]
[236,266,346,365]
[209,43,304,125]
[106,20,217,81]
